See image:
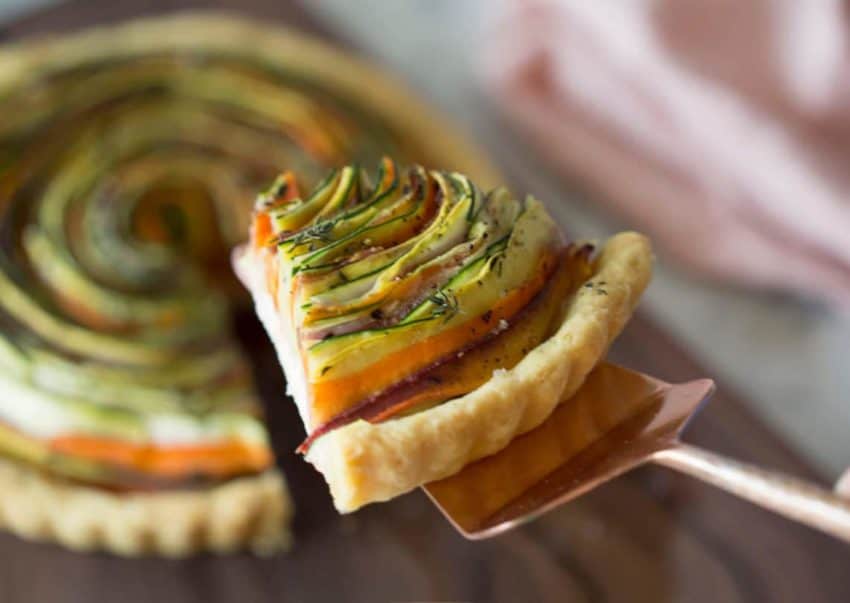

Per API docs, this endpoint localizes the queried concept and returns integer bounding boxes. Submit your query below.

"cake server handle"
[651,443,850,544]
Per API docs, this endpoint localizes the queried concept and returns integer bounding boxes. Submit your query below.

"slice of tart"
[0,270,291,556]
[0,336,290,557]
[235,159,653,512]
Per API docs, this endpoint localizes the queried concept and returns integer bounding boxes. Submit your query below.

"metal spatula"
[424,363,850,543]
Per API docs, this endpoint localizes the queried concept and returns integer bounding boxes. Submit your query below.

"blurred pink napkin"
[485,0,850,307]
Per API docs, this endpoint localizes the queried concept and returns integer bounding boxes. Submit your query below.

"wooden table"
[0,2,847,601]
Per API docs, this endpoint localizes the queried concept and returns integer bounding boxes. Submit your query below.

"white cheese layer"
[0,370,75,439]
[0,368,267,446]
[232,245,312,430]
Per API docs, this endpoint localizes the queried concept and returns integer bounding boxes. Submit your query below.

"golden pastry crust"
[306,232,652,512]
[0,458,292,557]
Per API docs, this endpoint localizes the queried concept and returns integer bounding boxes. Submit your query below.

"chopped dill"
[428,289,459,323]
[286,220,336,248]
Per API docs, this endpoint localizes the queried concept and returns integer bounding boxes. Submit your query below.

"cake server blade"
[424,363,850,543]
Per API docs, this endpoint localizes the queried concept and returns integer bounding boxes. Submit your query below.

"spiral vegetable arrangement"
[0,15,492,492]
[242,159,594,454]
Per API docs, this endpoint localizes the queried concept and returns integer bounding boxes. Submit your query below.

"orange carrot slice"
[49,435,272,479]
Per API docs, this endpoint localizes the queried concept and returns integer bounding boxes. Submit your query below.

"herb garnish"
[428,289,459,323]
[285,219,336,248]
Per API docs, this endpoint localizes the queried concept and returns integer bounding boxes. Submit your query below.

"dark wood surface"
[0,2,848,602]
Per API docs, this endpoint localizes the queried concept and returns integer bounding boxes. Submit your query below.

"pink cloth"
[486,0,850,307]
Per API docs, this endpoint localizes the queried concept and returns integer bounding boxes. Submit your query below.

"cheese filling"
[233,246,312,429]
[0,368,268,447]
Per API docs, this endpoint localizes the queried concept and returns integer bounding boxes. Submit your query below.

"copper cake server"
[425,363,850,543]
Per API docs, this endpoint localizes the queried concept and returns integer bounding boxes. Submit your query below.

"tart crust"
[0,458,292,557]
[306,232,652,511]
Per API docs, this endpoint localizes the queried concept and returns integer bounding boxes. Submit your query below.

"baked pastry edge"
[0,458,292,557]
[307,231,652,511]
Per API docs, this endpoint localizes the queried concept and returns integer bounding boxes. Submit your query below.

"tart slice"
[0,261,291,556]
[0,342,290,557]
[235,159,652,512]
